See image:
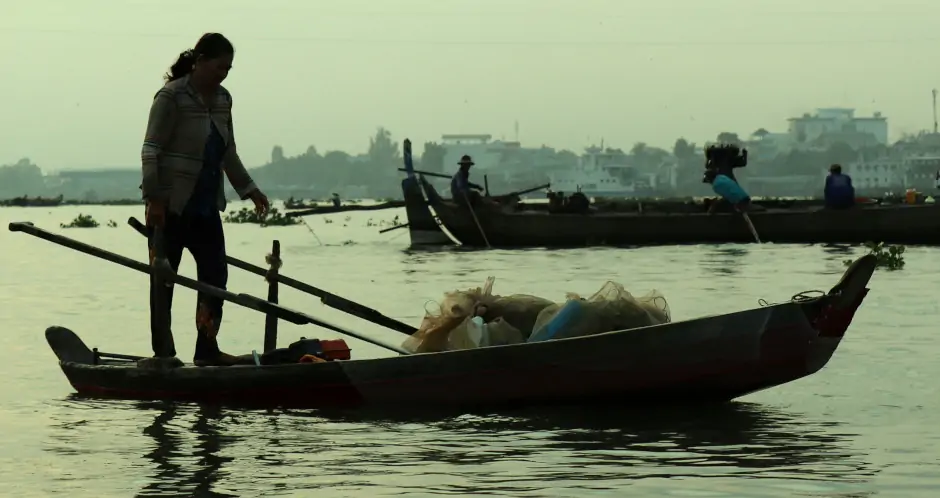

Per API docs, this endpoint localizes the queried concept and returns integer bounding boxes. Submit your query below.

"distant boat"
[420,175,940,248]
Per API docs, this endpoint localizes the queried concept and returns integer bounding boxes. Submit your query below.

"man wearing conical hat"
[450,154,485,204]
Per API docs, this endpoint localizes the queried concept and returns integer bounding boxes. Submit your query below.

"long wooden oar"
[398,167,450,180]
[8,222,410,355]
[127,217,417,335]
[501,183,551,198]
[396,168,550,200]
[741,212,762,244]
[285,200,406,218]
[462,190,491,249]
[150,225,175,357]
[379,222,409,234]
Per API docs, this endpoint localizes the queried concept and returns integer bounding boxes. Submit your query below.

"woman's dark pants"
[149,210,228,362]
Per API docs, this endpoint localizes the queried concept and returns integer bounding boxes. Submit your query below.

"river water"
[0,203,937,497]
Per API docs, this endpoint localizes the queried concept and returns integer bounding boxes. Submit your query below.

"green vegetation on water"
[223,207,300,227]
[845,242,905,271]
[60,214,99,228]
[60,215,120,228]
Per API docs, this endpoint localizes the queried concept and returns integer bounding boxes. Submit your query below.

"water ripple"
[1,205,938,496]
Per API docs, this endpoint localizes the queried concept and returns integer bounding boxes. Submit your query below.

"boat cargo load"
[402,277,671,353]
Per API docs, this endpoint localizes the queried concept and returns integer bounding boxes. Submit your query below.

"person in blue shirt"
[702,144,752,214]
[704,168,752,213]
[450,155,485,205]
[824,164,855,209]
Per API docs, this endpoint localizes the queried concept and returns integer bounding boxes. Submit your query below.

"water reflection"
[819,244,864,276]
[700,245,750,276]
[278,402,876,485]
[42,398,876,496]
[137,402,237,498]
[821,243,855,261]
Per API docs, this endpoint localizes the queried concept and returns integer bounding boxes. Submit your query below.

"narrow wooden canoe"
[420,176,940,248]
[45,255,876,409]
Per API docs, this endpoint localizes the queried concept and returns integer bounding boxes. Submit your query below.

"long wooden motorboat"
[420,176,940,247]
[42,246,877,409]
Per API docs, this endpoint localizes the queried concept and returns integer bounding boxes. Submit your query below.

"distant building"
[438,133,559,189]
[843,154,940,193]
[439,134,514,174]
[749,132,796,159]
[787,108,888,146]
[843,158,905,192]
[901,154,940,191]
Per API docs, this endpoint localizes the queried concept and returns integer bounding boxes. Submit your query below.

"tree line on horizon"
[249,125,925,194]
[3,125,939,199]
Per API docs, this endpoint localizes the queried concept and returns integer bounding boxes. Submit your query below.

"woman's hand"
[146,199,167,227]
[249,189,270,216]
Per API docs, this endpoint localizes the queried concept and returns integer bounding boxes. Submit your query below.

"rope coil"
[265,253,283,270]
[264,253,283,284]
[757,290,826,307]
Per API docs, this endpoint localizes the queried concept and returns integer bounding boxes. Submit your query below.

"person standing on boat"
[450,155,485,205]
[824,164,855,209]
[704,145,752,213]
[141,32,270,366]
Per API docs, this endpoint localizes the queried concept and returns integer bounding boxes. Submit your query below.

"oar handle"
[9,221,411,355]
[128,216,417,335]
[397,167,450,180]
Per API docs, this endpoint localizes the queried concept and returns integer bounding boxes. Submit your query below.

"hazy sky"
[2,0,938,171]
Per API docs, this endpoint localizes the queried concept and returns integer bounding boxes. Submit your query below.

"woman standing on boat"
[141,32,270,366]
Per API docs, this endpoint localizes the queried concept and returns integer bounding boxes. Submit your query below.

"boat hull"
[47,293,863,409]
[46,253,875,410]
[420,177,940,247]
[402,176,453,246]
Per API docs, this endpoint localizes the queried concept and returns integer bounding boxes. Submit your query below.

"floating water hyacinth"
[223,207,300,227]
[844,241,905,271]
[60,213,99,228]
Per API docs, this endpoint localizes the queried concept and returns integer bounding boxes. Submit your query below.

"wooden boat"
[398,140,455,246]
[420,176,940,247]
[26,210,876,408]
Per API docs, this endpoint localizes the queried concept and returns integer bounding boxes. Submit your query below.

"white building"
[843,154,940,192]
[439,134,515,179]
[787,108,888,145]
[903,155,940,190]
[843,157,905,191]
[438,133,561,186]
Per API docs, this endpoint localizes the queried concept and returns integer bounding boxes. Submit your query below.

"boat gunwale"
[53,297,821,373]
[429,196,940,221]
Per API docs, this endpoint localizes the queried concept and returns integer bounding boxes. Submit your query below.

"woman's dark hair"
[164,33,235,82]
